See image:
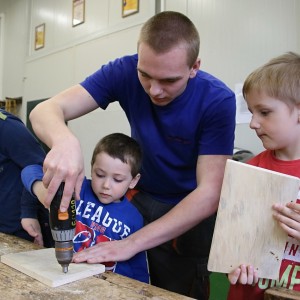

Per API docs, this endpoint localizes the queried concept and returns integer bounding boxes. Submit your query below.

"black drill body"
[49,183,76,273]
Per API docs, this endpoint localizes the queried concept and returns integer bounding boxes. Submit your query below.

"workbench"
[264,287,300,300]
[0,233,193,300]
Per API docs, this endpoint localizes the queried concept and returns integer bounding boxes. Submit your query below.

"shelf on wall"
[1,97,22,116]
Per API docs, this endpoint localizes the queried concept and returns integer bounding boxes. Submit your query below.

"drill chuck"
[50,183,76,273]
[54,241,74,273]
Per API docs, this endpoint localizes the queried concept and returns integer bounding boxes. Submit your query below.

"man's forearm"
[131,155,227,252]
[30,99,71,148]
[128,187,219,253]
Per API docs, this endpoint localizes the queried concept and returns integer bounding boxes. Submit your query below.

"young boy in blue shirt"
[22,133,149,283]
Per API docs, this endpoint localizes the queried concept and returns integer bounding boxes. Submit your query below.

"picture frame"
[72,0,85,27]
[35,23,45,50]
[122,0,139,18]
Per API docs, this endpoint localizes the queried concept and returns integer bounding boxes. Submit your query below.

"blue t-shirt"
[81,54,236,204]
[74,178,149,283]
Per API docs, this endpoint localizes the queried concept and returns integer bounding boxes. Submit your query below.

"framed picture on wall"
[35,23,45,50]
[72,0,85,27]
[122,0,139,18]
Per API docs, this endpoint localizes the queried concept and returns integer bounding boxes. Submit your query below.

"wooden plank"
[0,232,42,256]
[0,233,194,299]
[1,248,105,287]
[208,159,300,279]
[101,272,196,300]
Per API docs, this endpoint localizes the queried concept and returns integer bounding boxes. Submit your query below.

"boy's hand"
[228,264,259,285]
[21,218,44,246]
[273,202,300,241]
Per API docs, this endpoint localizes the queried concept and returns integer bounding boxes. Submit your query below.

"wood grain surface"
[264,287,300,299]
[0,233,194,299]
[208,159,300,279]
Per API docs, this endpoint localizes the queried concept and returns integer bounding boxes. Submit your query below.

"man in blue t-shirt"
[28,11,236,299]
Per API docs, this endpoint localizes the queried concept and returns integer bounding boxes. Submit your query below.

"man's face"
[137,42,199,106]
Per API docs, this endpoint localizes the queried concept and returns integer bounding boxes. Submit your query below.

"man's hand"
[21,218,44,246]
[42,136,85,211]
[273,202,300,241]
[73,238,136,264]
[29,85,95,212]
[228,264,259,285]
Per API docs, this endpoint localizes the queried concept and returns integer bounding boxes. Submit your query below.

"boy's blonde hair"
[243,52,300,105]
[138,11,200,68]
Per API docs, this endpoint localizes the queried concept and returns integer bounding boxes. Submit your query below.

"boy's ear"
[129,173,141,189]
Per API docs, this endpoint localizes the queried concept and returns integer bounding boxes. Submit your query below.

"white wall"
[0,0,29,100]
[1,0,300,174]
[166,0,300,154]
[24,0,155,175]
[185,0,300,154]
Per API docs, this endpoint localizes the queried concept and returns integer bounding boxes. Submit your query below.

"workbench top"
[0,233,193,300]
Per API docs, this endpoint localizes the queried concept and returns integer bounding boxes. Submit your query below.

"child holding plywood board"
[211,52,300,300]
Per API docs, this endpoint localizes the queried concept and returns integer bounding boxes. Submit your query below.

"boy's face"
[91,152,139,204]
[246,90,300,159]
[137,42,200,106]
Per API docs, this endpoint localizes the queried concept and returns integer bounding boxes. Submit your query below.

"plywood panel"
[1,248,105,287]
[208,159,300,279]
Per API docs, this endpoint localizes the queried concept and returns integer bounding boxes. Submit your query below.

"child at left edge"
[21,133,149,283]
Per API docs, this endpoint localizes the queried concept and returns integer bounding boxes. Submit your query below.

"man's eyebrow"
[137,68,182,81]
[137,68,149,75]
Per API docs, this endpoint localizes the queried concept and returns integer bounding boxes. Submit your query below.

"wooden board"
[1,248,105,287]
[208,159,300,279]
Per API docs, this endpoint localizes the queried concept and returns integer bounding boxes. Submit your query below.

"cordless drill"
[49,182,76,273]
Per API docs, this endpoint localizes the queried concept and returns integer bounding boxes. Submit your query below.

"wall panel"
[165,0,300,154]
[24,0,155,175]
[1,0,300,166]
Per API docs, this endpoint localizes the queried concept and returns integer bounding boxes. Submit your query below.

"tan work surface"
[208,159,300,279]
[1,248,105,287]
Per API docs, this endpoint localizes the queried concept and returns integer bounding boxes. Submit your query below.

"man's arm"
[30,84,98,211]
[73,154,229,263]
